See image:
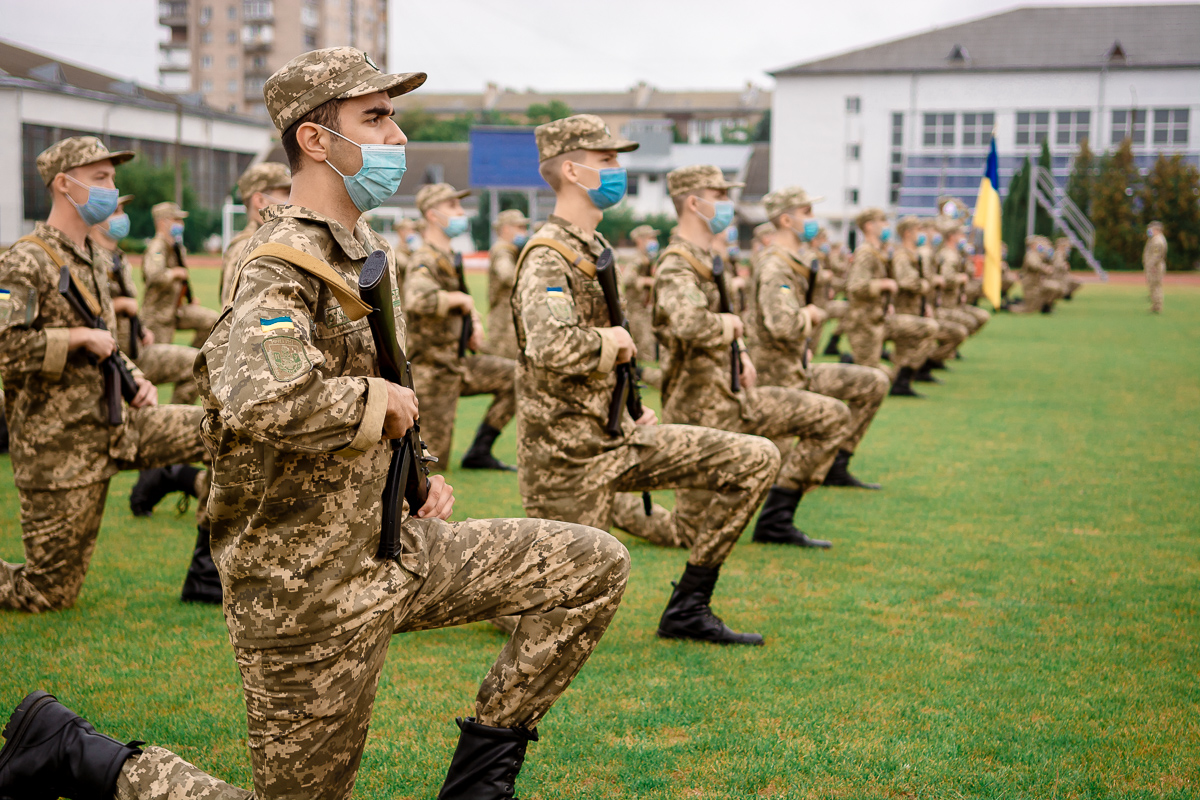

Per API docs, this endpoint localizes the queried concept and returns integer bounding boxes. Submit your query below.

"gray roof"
[771,4,1200,76]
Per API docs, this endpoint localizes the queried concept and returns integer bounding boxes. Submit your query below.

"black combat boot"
[914,362,943,383]
[823,449,881,490]
[180,525,222,605]
[1041,303,1053,314]
[927,358,949,371]
[751,487,832,548]
[822,333,842,356]
[880,348,893,362]
[0,408,8,455]
[657,563,764,645]
[889,366,924,397]
[130,464,200,517]
[839,352,855,364]
[0,690,143,800]
[437,717,537,800]
[461,423,516,472]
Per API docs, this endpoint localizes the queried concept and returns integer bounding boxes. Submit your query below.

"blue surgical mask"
[170,223,185,240]
[728,246,741,260]
[917,233,927,247]
[697,198,735,235]
[645,241,660,256]
[64,174,119,226]
[405,233,419,247]
[803,219,820,241]
[513,234,529,248]
[572,163,627,209]
[933,234,944,246]
[441,213,469,238]
[880,228,892,243]
[727,226,738,243]
[105,213,130,241]
[819,243,831,254]
[318,124,407,213]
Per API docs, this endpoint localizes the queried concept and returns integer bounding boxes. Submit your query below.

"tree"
[1091,138,1142,270]
[114,159,218,252]
[469,190,531,251]
[396,106,473,142]
[1067,137,1096,216]
[1139,153,1200,270]
[526,100,572,125]
[754,110,771,143]
[1001,155,1030,262]
[1035,140,1055,238]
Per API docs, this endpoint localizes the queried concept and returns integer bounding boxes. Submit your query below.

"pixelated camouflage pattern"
[238,162,292,204]
[493,208,530,228]
[151,202,188,222]
[762,186,824,220]
[35,136,134,186]
[404,242,469,366]
[929,317,969,363]
[1143,232,1167,312]
[534,114,638,162]
[629,224,658,241]
[665,164,743,197]
[411,353,515,470]
[1020,246,1063,312]
[140,232,210,345]
[890,245,926,317]
[221,220,261,307]
[844,242,938,369]
[482,239,521,360]
[620,248,656,359]
[415,183,470,215]
[747,244,816,386]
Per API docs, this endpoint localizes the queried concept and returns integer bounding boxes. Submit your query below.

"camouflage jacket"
[652,237,746,428]
[106,246,138,354]
[221,219,260,307]
[1021,250,1054,283]
[620,250,654,309]
[197,204,417,649]
[512,214,640,499]
[891,245,926,316]
[748,244,815,389]
[1143,234,1167,271]
[826,249,850,295]
[847,242,889,324]
[141,232,186,329]
[404,242,468,371]
[485,239,519,346]
[935,246,967,306]
[0,222,144,490]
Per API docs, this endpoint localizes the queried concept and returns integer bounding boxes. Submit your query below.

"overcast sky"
[0,0,1144,93]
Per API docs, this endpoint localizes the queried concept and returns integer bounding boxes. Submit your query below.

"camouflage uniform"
[935,244,988,332]
[405,240,516,469]
[1143,228,1167,313]
[1019,238,1063,312]
[108,248,200,405]
[0,219,207,613]
[653,235,849,506]
[750,244,889,456]
[1051,239,1083,300]
[910,245,969,363]
[620,242,657,360]
[221,163,292,308]
[845,242,937,370]
[483,238,521,360]
[514,214,779,564]
[141,214,220,347]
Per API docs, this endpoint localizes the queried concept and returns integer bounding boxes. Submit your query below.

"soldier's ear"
[294,122,331,166]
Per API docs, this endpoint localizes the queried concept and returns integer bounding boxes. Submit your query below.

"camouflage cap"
[896,216,921,235]
[629,224,659,240]
[416,182,471,214]
[493,208,530,229]
[763,186,825,220]
[854,207,888,230]
[534,114,638,162]
[752,222,776,241]
[36,136,135,186]
[238,162,292,202]
[665,164,744,198]
[1054,237,1071,248]
[264,47,427,134]
[392,216,419,233]
[152,201,189,221]
[936,216,963,236]
[1148,220,1163,229]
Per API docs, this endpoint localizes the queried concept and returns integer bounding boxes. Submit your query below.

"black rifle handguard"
[711,254,740,393]
[58,266,139,425]
[454,252,473,359]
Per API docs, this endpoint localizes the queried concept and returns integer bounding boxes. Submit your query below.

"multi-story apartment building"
[158,0,387,119]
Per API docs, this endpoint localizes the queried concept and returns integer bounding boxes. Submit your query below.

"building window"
[246,0,273,19]
[228,4,237,18]
[626,175,639,197]
[201,55,212,69]
[301,0,318,26]
[201,31,213,43]
[253,55,267,69]
[846,96,861,114]
[961,112,995,146]
[846,143,860,160]
[1111,109,1147,145]
[922,113,955,147]
[227,30,237,43]
[1153,109,1189,145]
[228,79,238,93]
[1055,110,1090,146]
[245,76,266,95]
[202,79,214,92]
[846,188,859,204]
[304,31,318,48]
[891,112,903,147]
[227,55,237,69]
[199,5,212,24]
[1015,111,1050,146]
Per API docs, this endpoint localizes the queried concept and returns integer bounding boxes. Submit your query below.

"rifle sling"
[516,238,597,278]
[660,245,713,280]
[241,243,373,321]
[17,235,102,317]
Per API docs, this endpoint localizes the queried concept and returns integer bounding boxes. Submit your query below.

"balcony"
[158,0,187,25]
[158,42,190,71]
[242,23,275,51]
[243,0,274,22]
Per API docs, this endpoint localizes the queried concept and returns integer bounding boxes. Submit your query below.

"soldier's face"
[337,92,405,151]
[60,161,116,205]
[566,150,619,190]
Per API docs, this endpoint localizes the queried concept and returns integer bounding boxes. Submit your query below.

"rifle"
[453,252,473,359]
[801,257,821,369]
[710,254,740,393]
[359,249,436,560]
[595,248,652,516]
[112,251,144,361]
[172,239,195,304]
[58,266,139,426]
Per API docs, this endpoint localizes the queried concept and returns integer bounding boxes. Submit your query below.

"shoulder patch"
[262,336,311,382]
[545,287,574,322]
[684,284,709,307]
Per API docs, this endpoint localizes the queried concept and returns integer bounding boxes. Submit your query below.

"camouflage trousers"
[0,405,208,612]
[627,301,658,363]
[1146,266,1163,312]
[760,361,889,456]
[846,313,939,370]
[411,354,516,472]
[826,299,848,338]
[114,517,629,800]
[481,305,520,361]
[1063,275,1084,298]
[136,342,200,405]
[526,424,779,568]
[148,302,220,350]
[937,305,988,335]
[1002,269,1019,295]
[929,317,970,362]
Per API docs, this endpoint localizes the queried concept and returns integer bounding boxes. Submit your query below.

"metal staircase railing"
[1027,164,1107,280]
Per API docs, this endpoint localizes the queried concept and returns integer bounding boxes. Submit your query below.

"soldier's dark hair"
[538,152,574,191]
[281,99,345,174]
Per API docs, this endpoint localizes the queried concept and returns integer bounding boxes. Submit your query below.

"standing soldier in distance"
[481,208,530,360]
[406,182,517,471]
[514,114,781,646]
[0,49,630,800]
[140,202,219,347]
[221,162,292,306]
[1051,237,1083,301]
[1143,221,1167,314]
[390,215,420,298]
[0,137,217,613]
[1017,235,1062,314]
[621,223,660,361]
[895,217,968,380]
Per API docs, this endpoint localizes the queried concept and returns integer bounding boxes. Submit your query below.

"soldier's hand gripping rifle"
[453,252,473,359]
[596,247,652,516]
[359,249,436,560]
[58,266,140,426]
[801,257,821,369]
[171,238,195,304]
[711,254,740,393]
[112,251,144,361]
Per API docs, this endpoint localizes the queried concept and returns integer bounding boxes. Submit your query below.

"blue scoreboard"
[469,126,544,189]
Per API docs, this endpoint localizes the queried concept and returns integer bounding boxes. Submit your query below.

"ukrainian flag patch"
[260,315,295,333]
[780,284,792,293]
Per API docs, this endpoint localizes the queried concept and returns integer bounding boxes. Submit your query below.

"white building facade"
[769,4,1200,238]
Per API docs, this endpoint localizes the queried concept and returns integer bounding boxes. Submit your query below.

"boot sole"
[752,538,833,549]
[656,630,764,646]
[0,691,56,775]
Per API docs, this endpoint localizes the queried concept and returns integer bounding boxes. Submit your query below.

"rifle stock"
[711,254,740,393]
[57,266,139,425]
[359,249,434,560]
[453,252,473,358]
[172,240,195,304]
[112,252,144,360]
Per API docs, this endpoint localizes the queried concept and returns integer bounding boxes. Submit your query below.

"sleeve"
[220,237,249,307]
[892,251,922,293]
[0,247,66,378]
[654,263,731,350]
[847,250,881,301]
[141,239,174,290]
[404,256,452,317]
[756,263,811,344]
[492,247,517,292]
[517,246,614,376]
[212,256,385,455]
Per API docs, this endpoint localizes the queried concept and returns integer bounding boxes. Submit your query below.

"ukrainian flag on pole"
[972,134,1003,309]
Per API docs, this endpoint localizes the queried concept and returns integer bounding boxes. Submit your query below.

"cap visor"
[586,136,639,154]
[453,189,471,200]
[117,194,135,204]
[718,180,746,190]
[341,71,428,101]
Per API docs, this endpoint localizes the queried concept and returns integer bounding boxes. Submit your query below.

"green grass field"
[2,271,1197,799]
